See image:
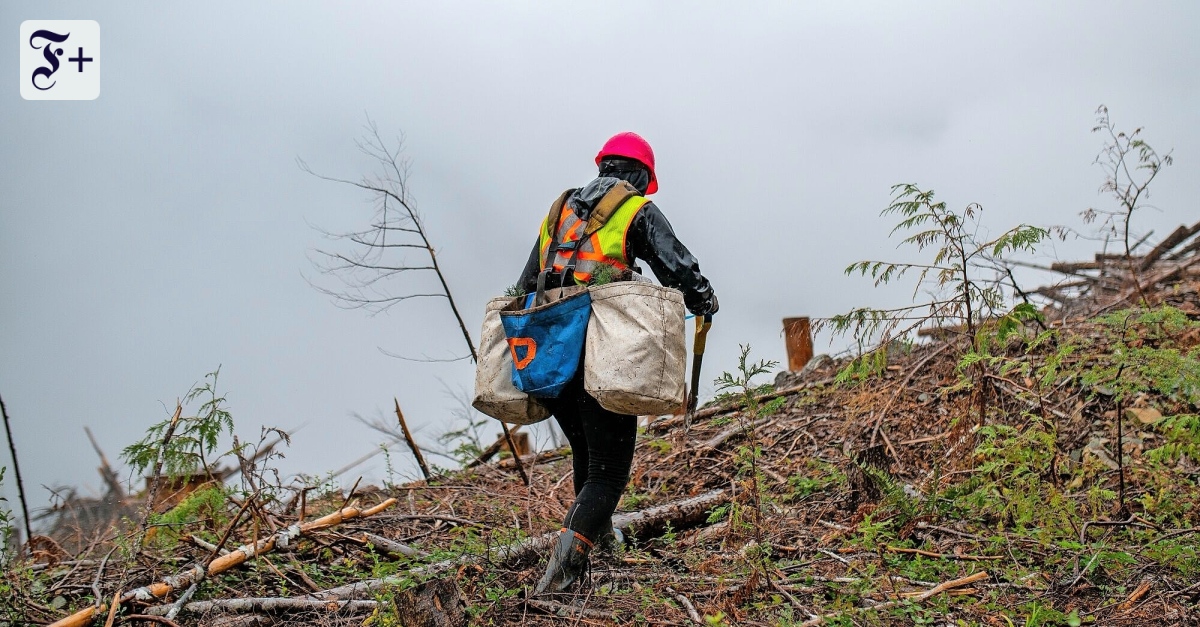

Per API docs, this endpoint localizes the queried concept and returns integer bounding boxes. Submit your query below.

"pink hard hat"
[595,132,658,195]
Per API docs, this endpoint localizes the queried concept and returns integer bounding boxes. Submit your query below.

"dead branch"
[669,587,705,625]
[394,397,431,480]
[701,416,773,450]
[46,499,398,627]
[140,403,183,537]
[798,571,989,626]
[313,489,728,600]
[1139,220,1200,271]
[103,589,122,627]
[526,598,612,620]
[123,615,181,627]
[146,598,379,615]
[0,393,34,547]
[300,118,476,361]
[84,427,124,499]
[1099,255,1200,314]
[869,343,954,457]
[302,121,531,488]
[358,531,429,560]
[649,377,837,433]
[501,426,529,486]
[1118,579,1153,611]
[467,425,524,467]
[883,546,1002,561]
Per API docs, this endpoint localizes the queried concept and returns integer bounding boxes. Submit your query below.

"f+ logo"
[20,21,100,100]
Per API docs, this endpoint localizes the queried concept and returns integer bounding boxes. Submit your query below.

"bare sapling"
[301,116,527,481]
[713,346,787,588]
[1083,104,1173,302]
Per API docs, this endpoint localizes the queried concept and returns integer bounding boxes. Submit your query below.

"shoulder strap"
[584,181,640,237]
[536,189,581,303]
[545,189,573,239]
[541,189,575,265]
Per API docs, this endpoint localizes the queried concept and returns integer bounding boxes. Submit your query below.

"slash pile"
[5,235,1200,626]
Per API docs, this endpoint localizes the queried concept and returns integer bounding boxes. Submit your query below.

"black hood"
[566,176,625,218]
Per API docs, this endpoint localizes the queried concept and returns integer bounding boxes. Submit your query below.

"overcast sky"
[2,2,1198,525]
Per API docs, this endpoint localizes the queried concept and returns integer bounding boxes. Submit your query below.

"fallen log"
[145,579,466,627]
[359,531,429,560]
[701,416,773,451]
[1139,220,1200,271]
[1102,256,1200,313]
[313,488,729,600]
[147,599,380,614]
[46,499,398,627]
[1167,236,1200,261]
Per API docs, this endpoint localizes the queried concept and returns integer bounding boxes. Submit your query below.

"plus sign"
[68,47,93,72]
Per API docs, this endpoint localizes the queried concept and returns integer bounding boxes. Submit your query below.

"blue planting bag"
[499,288,591,398]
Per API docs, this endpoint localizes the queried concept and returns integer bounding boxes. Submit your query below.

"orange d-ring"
[507,337,537,370]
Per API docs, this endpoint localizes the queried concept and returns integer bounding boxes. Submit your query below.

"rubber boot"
[534,528,593,595]
[597,525,625,554]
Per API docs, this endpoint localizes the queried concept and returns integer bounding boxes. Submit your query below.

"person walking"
[516,132,719,594]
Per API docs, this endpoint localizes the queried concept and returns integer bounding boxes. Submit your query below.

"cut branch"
[141,403,183,530]
[147,598,378,615]
[394,397,431,481]
[46,499,398,627]
[798,571,989,626]
[84,426,124,499]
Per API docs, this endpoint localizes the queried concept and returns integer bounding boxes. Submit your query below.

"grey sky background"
[2,2,1198,523]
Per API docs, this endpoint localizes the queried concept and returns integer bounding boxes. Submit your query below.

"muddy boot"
[534,528,593,595]
[597,525,625,554]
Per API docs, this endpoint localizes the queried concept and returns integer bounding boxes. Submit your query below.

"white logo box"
[20,20,100,100]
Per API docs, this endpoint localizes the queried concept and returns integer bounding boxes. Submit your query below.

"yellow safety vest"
[537,181,649,284]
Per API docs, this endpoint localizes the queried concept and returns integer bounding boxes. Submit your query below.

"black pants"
[543,373,637,544]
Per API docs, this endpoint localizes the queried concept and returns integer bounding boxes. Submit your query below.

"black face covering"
[598,157,651,195]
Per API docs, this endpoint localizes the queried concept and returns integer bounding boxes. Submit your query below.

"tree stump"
[389,578,467,627]
[846,444,891,511]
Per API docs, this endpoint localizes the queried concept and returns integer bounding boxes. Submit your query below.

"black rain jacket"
[516,176,718,315]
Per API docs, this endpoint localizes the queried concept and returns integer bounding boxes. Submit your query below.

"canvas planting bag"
[471,296,550,425]
[499,285,591,398]
[584,282,687,415]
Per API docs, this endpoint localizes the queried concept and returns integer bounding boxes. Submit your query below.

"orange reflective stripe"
[554,264,593,283]
[542,197,638,284]
[507,337,537,370]
[551,265,596,282]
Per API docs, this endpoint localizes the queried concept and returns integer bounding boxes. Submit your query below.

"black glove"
[694,293,719,316]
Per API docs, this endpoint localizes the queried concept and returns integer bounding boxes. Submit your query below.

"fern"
[122,367,236,481]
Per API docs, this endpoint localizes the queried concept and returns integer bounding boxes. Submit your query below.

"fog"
[2,2,1198,526]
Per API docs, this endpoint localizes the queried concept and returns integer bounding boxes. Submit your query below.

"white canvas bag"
[584,282,687,415]
[472,296,551,425]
